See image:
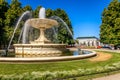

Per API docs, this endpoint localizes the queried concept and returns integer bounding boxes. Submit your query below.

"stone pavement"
[93,73,120,80]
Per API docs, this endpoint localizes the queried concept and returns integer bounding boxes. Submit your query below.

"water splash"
[50,16,73,39]
[22,22,31,44]
[18,27,24,43]
[7,11,32,51]
[52,27,58,40]
[45,26,58,43]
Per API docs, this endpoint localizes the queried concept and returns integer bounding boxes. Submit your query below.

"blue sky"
[9,0,112,39]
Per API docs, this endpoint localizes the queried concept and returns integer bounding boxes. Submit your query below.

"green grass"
[0,51,120,79]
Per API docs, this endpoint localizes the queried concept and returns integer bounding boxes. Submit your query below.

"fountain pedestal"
[31,27,50,44]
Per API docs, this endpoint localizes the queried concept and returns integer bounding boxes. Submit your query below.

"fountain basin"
[0,50,96,62]
[14,44,67,57]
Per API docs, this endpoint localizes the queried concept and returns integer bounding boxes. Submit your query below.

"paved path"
[93,73,120,80]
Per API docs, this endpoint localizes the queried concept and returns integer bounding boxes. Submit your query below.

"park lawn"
[0,51,120,77]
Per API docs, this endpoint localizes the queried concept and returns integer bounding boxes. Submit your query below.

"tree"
[0,0,9,48]
[46,8,54,17]
[3,0,23,47]
[100,0,120,45]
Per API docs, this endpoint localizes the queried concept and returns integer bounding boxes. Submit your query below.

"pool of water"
[62,50,92,56]
[73,50,92,56]
[0,49,93,57]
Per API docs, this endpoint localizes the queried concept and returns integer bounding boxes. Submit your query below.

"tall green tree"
[4,0,22,47]
[0,0,9,48]
[100,0,120,45]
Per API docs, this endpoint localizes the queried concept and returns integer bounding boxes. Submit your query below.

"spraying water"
[18,27,24,43]
[7,11,31,52]
[22,22,31,44]
[52,27,58,40]
[22,7,46,44]
[50,16,73,39]
[39,7,46,18]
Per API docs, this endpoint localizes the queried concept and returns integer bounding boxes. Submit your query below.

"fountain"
[0,7,96,62]
[13,7,68,58]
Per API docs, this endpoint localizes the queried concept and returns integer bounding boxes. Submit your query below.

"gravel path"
[89,52,112,62]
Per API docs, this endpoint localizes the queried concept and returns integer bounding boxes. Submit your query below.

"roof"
[76,36,99,40]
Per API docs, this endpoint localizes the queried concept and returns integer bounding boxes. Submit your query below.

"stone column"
[86,41,88,46]
[90,41,92,46]
[94,40,97,48]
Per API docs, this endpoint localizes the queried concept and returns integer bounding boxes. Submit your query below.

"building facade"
[76,36,101,47]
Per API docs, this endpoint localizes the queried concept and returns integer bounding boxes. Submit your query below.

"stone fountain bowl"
[26,18,58,29]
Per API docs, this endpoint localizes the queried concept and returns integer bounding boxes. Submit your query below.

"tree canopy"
[0,0,9,48]
[100,0,120,45]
